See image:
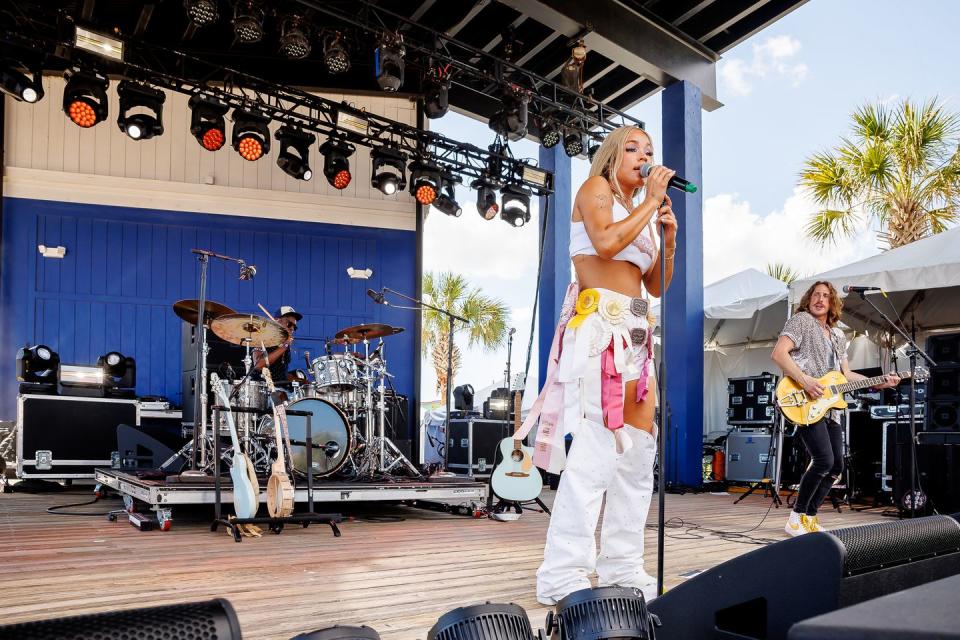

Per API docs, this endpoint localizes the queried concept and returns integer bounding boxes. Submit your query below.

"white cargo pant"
[536,419,658,604]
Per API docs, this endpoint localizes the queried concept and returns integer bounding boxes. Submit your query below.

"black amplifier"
[727,373,778,425]
[446,417,512,477]
[17,394,139,479]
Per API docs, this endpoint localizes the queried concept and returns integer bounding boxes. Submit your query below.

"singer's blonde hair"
[588,125,653,206]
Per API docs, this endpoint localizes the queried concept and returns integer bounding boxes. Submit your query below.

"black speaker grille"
[830,516,960,575]
[0,598,241,640]
[428,603,533,640]
[555,586,654,640]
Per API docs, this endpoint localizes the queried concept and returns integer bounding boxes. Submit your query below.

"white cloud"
[720,35,809,97]
[422,201,540,280]
[703,187,879,284]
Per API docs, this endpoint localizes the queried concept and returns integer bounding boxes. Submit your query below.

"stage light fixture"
[279,15,311,60]
[117,81,165,141]
[488,88,530,141]
[421,70,450,119]
[73,26,124,62]
[1,62,43,103]
[560,40,587,92]
[545,586,657,640]
[97,351,136,392]
[432,174,462,217]
[323,31,350,74]
[429,602,533,640]
[500,183,531,228]
[563,130,585,157]
[539,121,560,149]
[374,34,405,92]
[275,125,316,181]
[16,345,60,384]
[232,108,271,161]
[184,0,218,27]
[408,160,441,206]
[189,94,229,151]
[62,69,108,128]
[588,141,601,162]
[320,137,355,189]
[233,0,265,44]
[471,177,500,220]
[370,145,407,195]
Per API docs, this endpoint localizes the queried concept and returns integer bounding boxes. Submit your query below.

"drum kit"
[172,299,419,480]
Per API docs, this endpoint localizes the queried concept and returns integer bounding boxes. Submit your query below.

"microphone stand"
[854,291,936,518]
[656,212,669,597]
[381,286,469,475]
[187,249,253,474]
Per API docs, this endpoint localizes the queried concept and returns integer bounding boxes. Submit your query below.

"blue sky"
[420,0,960,402]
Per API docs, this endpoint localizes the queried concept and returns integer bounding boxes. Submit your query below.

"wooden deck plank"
[0,488,888,638]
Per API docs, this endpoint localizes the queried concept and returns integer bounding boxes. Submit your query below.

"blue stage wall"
[0,197,417,432]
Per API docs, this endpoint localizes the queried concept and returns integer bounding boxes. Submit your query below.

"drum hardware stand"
[185,248,254,478]
[210,404,342,542]
[375,286,469,476]
[853,291,936,518]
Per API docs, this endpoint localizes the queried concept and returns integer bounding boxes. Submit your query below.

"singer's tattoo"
[594,193,610,209]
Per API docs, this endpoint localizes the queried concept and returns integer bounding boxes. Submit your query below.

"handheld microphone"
[843,285,881,294]
[640,164,698,194]
[509,327,517,335]
[366,288,386,304]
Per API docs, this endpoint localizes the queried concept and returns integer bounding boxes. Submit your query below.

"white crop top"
[570,199,658,272]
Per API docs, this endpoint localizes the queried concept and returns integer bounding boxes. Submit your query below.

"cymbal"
[327,336,359,346]
[210,313,289,348]
[173,299,235,325]
[334,323,404,342]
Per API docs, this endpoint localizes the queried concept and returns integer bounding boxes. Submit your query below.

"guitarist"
[771,281,898,536]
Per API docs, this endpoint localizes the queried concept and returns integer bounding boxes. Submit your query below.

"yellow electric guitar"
[776,368,924,425]
[261,367,295,518]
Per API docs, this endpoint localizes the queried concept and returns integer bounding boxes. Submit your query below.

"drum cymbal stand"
[374,344,419,476]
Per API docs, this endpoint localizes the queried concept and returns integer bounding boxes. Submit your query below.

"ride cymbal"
[334,323,404,342]
[172,299,235,325]
[210,313,289,347]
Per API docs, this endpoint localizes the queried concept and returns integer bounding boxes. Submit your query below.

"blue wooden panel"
[1,197,418,435]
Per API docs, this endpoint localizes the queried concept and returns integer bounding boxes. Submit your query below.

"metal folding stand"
[733,417,783,507]
[210,405,343,543]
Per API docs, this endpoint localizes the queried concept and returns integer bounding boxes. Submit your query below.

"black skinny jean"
[793,417,844,516]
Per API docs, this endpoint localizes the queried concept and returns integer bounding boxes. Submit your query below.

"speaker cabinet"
[648,515,960,640]
[927,332,960,365]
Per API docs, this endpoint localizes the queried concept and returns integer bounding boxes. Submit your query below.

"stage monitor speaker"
[928,364,960,401]
[647,515,960,640]
[0,598,242,639]
[926,400,959,431]
[927,332,960,365]
[788,573,960,640]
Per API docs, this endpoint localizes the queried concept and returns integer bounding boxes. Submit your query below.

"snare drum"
[311,354,358,391]
[215,377,269,411]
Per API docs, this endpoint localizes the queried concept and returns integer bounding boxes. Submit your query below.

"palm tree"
[421,271,510,400]
[766,262,801,285]
[800,98,960,249]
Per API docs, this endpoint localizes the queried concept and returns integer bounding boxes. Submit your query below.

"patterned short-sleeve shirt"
[780,311,847,378]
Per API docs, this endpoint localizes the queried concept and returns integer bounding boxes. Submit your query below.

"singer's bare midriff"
[572,254,646,298]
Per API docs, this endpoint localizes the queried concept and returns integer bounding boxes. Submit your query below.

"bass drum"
[285,398,353,478]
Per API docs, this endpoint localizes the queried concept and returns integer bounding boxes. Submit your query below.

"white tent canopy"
[790,226,960,337]
[656,268,790,436]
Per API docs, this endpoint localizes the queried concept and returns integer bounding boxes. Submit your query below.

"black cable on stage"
[46,494,119,517]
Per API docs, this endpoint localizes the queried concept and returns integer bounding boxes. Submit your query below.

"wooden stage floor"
[0,487,889,638]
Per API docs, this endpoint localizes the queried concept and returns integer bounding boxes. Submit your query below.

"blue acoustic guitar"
[490,391,543,503]
[211,373,259,519]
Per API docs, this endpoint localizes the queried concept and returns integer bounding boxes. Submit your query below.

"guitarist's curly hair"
[795,280,843,327]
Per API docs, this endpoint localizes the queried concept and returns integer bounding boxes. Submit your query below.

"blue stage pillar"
[537,145,572,390]
[662,80,704,487]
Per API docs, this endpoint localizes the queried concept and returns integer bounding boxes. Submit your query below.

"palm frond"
[765,262,801,285]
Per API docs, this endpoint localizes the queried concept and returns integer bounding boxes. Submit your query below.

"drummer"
[252,305,301,384]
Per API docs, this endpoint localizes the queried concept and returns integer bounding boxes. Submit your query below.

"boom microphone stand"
[373,287,469,474]
[853,291,936,518]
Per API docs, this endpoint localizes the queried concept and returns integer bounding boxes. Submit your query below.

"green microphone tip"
[685,183,698,193]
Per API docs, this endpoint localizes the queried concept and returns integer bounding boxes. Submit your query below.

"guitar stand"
[489,496,551,517]
[210,405,343,543]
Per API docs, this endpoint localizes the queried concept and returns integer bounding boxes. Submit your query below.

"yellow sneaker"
[784,511,805,537]
[804,515,825,532]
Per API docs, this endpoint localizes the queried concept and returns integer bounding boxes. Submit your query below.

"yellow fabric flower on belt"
[568,288,600,329]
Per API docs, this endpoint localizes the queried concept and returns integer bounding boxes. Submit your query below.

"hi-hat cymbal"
[334,323,404,342]
[173,299,235,326]
[210,313,289,348]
